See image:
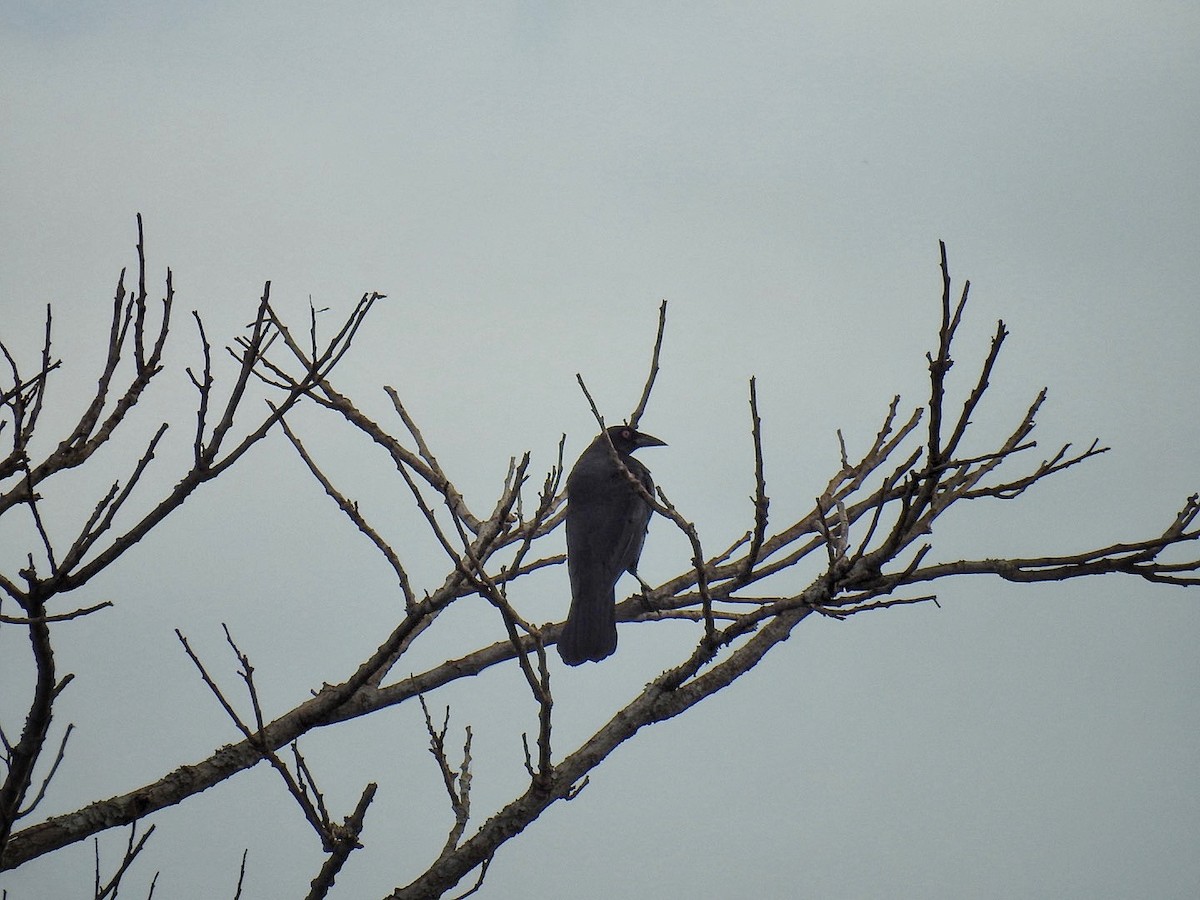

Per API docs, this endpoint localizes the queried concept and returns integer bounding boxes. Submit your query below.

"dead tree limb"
[3,242,1195,900]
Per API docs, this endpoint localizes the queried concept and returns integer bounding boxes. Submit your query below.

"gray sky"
[2,3,1198,898]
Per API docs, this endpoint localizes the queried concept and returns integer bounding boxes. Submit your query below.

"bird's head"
[605,424,667,455]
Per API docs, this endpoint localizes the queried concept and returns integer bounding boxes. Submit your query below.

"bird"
[558,424,666,666]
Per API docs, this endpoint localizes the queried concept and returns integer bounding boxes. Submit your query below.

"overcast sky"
[2,3,1199,898]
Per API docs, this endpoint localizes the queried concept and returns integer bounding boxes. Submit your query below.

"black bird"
[559,424,666,666]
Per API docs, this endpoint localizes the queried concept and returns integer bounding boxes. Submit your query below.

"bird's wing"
[617,458,655,576]
[565,443,656,587]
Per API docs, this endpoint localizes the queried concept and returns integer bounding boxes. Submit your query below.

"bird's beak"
[636,432,667,448]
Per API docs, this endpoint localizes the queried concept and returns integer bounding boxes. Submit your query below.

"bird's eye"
[621,428,632,440]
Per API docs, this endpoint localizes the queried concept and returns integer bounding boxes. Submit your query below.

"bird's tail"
[558,583,618,666]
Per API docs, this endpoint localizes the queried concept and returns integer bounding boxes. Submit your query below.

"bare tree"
[0,218,379,893]
[2,228,1197,898]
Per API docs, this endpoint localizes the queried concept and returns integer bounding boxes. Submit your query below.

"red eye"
[621,428,632,440]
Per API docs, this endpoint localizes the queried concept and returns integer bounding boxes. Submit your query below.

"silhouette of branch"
[304,782,377,900]
[233,848,248,900]
[92,822,155,900]
[742,376,769,576]
[420,697,474,862]
[629,298,667,429]
[4,243,1197,900]
[278,414,416,610]
[1,219,379,873]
